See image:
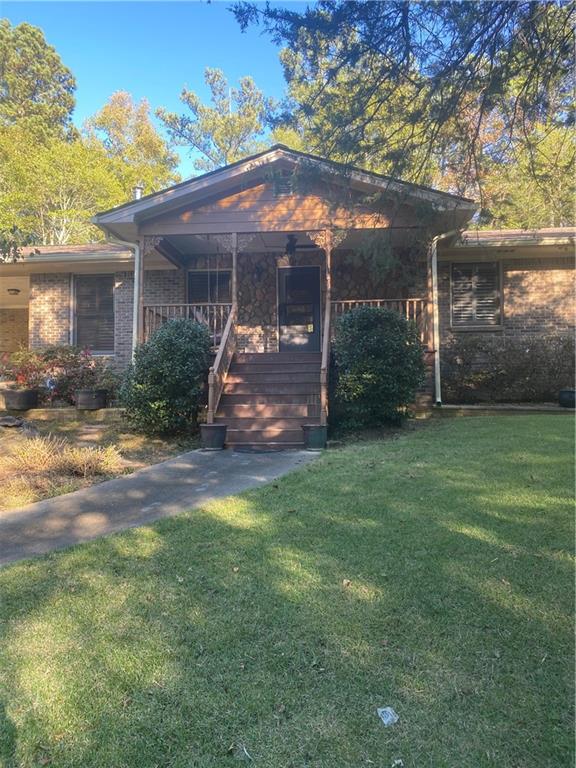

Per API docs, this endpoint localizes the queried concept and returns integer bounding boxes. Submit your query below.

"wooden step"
[226,428,304,443]
[234,352,321,364]
[217,403,320,418]
[219,393,319,405]
[229,362,321,374]
[215,416,318,430]
[223,382,320,395]
[230,443,305,452]
[226,371,320,384]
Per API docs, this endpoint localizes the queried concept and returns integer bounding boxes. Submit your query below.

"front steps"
[215,352,321,450]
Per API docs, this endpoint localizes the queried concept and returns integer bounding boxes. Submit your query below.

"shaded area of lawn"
[0,416,573,767]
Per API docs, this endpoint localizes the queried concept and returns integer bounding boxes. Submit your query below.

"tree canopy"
[84,92,180,194]
[157,67,273,171]
[233,0,575,226]
[0,19,76,139]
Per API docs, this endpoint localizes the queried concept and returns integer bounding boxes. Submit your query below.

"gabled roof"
[93,144,476,236]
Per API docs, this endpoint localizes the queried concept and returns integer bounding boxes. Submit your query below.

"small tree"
[332,306,425,427]
[119,319,211,435]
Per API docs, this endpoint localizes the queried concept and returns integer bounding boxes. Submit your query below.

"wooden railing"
[143,303,232,348]
[207,305,237,424]
[331,298,428,343]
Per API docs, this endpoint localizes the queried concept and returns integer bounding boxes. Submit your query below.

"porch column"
[307,228,347,426]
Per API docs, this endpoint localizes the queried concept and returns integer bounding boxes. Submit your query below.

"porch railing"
[207,305,237,423]
[143,303,232,348]
[331,298,428,343]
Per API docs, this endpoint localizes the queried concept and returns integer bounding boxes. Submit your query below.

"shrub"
[41,346,117,404]
[0,348,45,389]
[119,319,211,434]
[0,346,118,404]
[332,306,425,428]
[441,334,576,403]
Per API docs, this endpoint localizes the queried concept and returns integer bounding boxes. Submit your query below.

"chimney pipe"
[132,184,144,200]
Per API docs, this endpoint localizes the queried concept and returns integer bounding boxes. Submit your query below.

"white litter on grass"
[377,706,399,726]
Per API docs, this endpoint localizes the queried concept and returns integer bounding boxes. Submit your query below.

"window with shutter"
[75,275,115,352]
[188,271,231,303]
[451,263,501,327]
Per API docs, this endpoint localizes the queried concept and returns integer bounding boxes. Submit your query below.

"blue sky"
[2,1,300,177]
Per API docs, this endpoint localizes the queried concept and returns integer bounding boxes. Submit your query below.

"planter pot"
[201,423,227,451]
[559,389,575,408]
[302,424,328,451]
[75,389,108,410]
[4,388,38,410]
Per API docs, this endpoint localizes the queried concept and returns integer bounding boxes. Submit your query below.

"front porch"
[134,230,433,446]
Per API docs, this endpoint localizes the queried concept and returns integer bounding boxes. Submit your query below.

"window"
[451,262,501,327]
[273,170,294,197]
[188,270,231,303]
[75,274,114,352]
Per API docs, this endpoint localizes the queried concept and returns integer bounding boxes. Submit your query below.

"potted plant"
[200,422,227,450]
[0,349,44,410]
[302,424,328,451]
[74,355,116,410]
[559,388,575,408]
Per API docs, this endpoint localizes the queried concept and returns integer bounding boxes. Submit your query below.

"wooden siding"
[140,181,418,235]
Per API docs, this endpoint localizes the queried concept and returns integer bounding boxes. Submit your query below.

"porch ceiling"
[162,227,428,258]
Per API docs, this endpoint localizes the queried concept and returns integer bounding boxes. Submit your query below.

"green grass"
[0,416,573,767]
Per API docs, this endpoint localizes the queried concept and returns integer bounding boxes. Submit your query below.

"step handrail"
[207,304,237,423]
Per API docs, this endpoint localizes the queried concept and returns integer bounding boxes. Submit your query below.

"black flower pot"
[201,423,227,450]
[559,389,575,408]
[75,389,108,410]
[4,388,38,410]
[302,424,328,451]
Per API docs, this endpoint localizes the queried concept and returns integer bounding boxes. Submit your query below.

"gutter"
[105,234,142,359]
[430,229,460,406]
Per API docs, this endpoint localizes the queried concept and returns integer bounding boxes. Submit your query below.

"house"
[1,146,574,446]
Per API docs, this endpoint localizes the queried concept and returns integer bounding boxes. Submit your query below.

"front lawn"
[0,416,573,767]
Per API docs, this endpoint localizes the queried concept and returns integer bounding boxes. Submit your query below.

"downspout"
[430,229,460,406]
[105,235,142,359]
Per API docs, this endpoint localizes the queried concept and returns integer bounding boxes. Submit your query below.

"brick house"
[1,146,574,445]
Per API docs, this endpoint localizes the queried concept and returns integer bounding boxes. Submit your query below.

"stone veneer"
[0,308,28,353]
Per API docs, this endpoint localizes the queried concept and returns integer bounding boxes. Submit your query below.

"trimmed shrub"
[442,334,575,403]
[119,319,211,434]
[332,306,425,428]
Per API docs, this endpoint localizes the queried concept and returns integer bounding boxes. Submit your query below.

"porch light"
[6,288,20,295]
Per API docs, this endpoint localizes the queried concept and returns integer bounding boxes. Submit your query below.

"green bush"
[119,319,211,434]
[442,334,575,403]
[332,306,425,428]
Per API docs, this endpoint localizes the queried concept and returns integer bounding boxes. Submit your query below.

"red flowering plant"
[41,346,114,404]
[0,348,45,391]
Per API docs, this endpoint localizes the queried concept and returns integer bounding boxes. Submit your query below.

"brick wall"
[29,274,71,348]
[438,256,575,344]
[0,308,28,353]
[114,269,186,367]
[437,256,575,402]
[27,269,185,369]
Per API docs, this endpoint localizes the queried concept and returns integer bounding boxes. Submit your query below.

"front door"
[278,266,321,352]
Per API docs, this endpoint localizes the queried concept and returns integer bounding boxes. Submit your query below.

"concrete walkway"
[0,449,317,566]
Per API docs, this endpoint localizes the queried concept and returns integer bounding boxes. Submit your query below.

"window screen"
[75,275,115,352]
[188,271,231,303]
[451,263,501,327]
